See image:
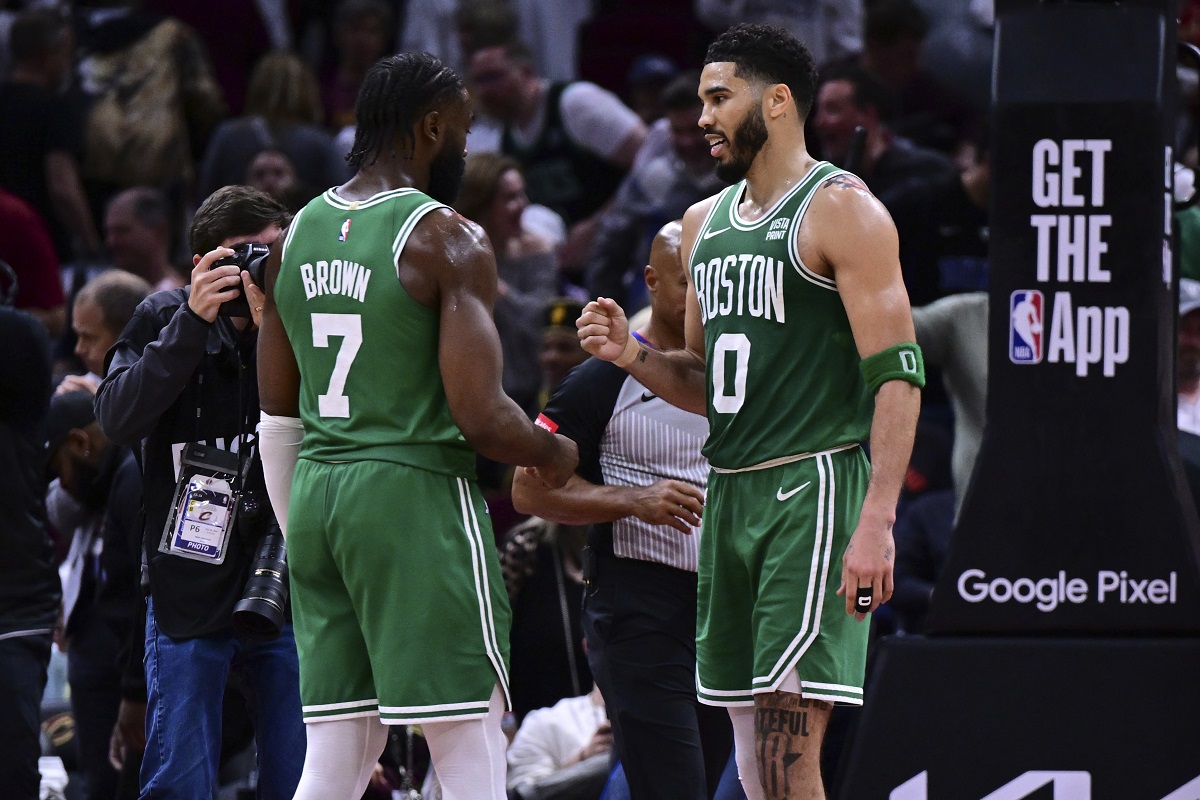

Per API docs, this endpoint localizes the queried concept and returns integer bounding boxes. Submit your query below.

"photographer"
[94,185,304,799]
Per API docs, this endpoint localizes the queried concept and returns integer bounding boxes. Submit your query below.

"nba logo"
[338,218,352,241]
[1009,290,1044,364]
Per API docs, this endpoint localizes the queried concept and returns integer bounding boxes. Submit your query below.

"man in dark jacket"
[0,305,61,800]
[94,185,304,799]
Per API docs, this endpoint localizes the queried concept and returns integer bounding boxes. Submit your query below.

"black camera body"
[212,242,271,317]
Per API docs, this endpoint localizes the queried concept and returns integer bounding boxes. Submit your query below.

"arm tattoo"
[637,348,648,364]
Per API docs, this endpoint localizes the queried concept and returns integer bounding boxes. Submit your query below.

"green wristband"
[860,342,925,395]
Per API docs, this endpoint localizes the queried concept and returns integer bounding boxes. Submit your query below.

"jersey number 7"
[312,313,362,418]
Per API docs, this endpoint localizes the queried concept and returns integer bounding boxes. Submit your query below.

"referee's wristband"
[614,336,641,368]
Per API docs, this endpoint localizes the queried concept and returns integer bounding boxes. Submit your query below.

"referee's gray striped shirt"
[602,376,709,572]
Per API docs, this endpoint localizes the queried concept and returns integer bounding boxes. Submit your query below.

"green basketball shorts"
[696,445,870,707]
[287,458,511,724]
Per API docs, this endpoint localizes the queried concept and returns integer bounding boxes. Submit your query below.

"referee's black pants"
[582,550,733,800]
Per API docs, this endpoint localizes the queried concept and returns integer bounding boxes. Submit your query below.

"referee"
[513,221,733,799]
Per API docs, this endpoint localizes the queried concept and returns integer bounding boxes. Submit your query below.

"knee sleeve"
[729,705,765,800]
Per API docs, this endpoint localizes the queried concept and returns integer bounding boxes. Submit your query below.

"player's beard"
[427,147,467,205]
[715,105,769,183]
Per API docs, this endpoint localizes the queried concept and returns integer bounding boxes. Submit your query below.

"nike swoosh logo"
[776,481,811,501]
[641,392,657,402]
[703,226,731,240]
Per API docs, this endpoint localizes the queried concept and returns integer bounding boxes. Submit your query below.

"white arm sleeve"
[259,411,304,538]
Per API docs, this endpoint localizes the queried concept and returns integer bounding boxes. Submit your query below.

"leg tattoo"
[754,694,831,800]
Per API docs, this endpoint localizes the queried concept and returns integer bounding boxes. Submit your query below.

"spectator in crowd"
[506,683,612,800]
[1178,279,1200,436]
[77,0,226,216]
[320,0,396,131]
[244,149,317,213]
[456,153,559,418]
[887,128,990,306]
[912,291,987,512]
[1174,279,1200,511]
[825,0,974,155]
[0,187,66,337]
[539,297,591,408]
[0,305,60,800]
[142,0,292,115]
[103,187,186,292]
[44,390,143,800]
[199,51,346,202]
[58,270,152,396]
[812,64,955,206]
[585,72,726,310]
[624,54,679,126]
[500,514,593,725]
[94,185,304,800]
[401,0,517,77]
[511,0,594,83]
[515,222,734,800]
[468,39,647,281]
[0,8,101,262]
[890,486,954,635]
[918,0,994,117]
[694,0,862,68]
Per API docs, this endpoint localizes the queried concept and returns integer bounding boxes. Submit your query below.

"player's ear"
[764,82,793,121]
[422,109,443,144]
[644,264,659,295]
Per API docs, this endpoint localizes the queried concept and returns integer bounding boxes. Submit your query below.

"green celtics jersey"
[275,187,474,478]
[689,161,873,470]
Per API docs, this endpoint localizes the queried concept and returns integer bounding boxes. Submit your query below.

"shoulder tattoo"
[822,173,869,192]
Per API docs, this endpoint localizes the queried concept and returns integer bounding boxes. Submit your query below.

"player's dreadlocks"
[346,52,466,169]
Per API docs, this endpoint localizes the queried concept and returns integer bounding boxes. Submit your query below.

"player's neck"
[339,163,419,200]
[742,138,819,211]
[1181,377,1200,401]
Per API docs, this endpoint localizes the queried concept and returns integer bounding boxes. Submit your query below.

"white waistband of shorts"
[710,442,860,474]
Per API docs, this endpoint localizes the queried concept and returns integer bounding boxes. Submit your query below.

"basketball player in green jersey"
[578,24,923,800]
[255,53,578,800]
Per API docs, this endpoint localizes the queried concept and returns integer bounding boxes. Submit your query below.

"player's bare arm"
[405,209,578,486]
[805,174,921,621]
[577,199,713,416]
[258,240,301,417]
[512,470,704,534]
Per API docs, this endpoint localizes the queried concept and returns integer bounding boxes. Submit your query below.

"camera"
[233,510,289,640]
[212,242,270,317]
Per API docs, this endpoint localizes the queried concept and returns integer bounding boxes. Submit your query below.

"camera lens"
[233,526,289,640]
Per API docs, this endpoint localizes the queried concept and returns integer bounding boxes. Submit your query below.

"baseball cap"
[46,390,96,458]
[543,297,586,330]
[1183,279,1200,318]
[627,54,678,87]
